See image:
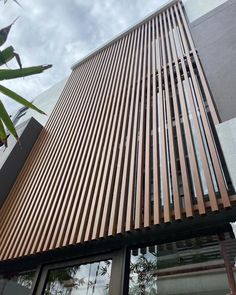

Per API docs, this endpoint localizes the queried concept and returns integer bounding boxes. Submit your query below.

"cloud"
[0,0,168,115]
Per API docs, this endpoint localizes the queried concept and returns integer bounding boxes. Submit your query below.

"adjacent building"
[1,0,236,294]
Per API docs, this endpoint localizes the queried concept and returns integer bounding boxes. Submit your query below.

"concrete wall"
[183,0,228,22]
[189,0,236,122]
[216,117,236,191]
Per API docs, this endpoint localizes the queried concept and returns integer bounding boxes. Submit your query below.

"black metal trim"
[31,265,43,295]
[1,208,235,275]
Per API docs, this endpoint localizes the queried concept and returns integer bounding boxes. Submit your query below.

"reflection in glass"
[43,260,112,295]
[129,234,234,294]
[0,271,35,295]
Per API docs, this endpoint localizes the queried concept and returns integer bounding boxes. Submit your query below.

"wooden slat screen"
[0,0,233,261]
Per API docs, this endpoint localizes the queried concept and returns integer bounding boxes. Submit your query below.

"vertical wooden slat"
[0,78,70,231]
[44,44,119,251]
[98,33,131,237]
[79,35,128,243]
[166,8,193,217]
[67,41,124,245]
[78,39,126,242]
[135,23,147,229]
[108,30,136,236]
[177,2,220,125]
[173,4,218,211]
[30,53,106,255]
[24,54,103,256]
[116,29,139,234]
[108,30,137,236]
[84,39,125,241]
[169,6,206,214]
[176,3,230,208]
[125,26,144,232]
[151,17,160,225]
[158,14,171,222]
[162,11,181,219]
[0,69,79,238]
[58,42,127,246]
[144,20,151,227]
[1,64,90,260]
[91,37,128,240]
[88,34,131,240]
[48,50,111,249]
[7,53,100,259]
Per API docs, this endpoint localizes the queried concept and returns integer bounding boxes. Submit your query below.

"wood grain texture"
[0,0,233,261]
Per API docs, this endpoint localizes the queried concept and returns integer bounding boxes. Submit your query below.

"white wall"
[216,117,236,191]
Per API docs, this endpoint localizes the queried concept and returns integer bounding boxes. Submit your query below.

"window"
[43,260,112,295]
[0,271,35,295]
[128,233,236,294]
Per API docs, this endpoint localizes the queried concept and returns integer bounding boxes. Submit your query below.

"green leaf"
[14,51,22,69]
[0,25,12,47]
[0,46,15,66]
[0,18,18,46]
[0,84,46,114]
[0,118,7,146]
[0,99,18,140]
[0,64,52,80]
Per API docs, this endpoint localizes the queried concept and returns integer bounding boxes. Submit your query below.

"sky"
[0,0,169,116]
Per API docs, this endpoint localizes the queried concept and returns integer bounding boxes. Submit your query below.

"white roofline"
[71,0,179,70]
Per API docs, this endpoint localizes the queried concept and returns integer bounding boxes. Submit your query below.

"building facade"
[1,0,236,294]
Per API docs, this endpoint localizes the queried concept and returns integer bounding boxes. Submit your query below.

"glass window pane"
[43,259,112,295]
[129,234,234,294]
[0,271,35,295]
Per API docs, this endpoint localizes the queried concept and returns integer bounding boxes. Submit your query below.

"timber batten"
[0,0,233,261]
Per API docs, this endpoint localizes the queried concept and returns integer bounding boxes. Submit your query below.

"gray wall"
[189,0,236,122]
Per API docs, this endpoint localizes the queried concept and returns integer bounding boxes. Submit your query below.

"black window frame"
[33,249,127,295]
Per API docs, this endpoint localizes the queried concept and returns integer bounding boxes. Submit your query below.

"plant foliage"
[0,1,52,146]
